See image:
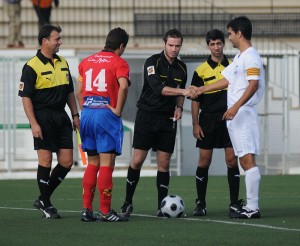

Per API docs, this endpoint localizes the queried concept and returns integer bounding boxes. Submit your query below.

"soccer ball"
[160,195,185,218]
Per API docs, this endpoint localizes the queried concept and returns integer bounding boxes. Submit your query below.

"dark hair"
[38,24,62,45]
[227,16,252,40]
[163,29,183,44]
[206,29,225,45]
[104,27,129,50]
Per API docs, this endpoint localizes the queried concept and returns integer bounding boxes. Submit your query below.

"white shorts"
[227,106,260,157]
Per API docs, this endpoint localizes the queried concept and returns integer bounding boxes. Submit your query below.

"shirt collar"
[207,54,229,69]
[160,51,178,66]
[36,49,61,64]
[101,49,115,53]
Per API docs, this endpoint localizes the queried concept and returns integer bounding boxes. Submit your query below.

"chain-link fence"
[1,0,300,175]
[1,50,299,175]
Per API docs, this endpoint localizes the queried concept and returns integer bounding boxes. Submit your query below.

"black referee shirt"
[137,51,187,114]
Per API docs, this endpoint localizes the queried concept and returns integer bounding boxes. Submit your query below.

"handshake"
[183,86,204,100]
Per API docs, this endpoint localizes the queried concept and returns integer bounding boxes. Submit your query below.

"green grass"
[0,175,300,245]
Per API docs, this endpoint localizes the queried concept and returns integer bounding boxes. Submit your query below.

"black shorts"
[196,111,232,149]
[132,109,176,153]
[33,110,73,152]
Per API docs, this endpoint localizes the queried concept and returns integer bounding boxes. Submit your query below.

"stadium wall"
[1,0,300,50]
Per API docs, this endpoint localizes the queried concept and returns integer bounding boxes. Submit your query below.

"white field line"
[0,206,300,232]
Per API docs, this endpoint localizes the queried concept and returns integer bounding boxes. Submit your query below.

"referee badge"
[19,82,24,91]
[147,66,155,75]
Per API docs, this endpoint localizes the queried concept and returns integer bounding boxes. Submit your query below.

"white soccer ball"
[160,195,185,218]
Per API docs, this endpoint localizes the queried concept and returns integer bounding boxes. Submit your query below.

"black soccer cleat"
[33,198,61,219]
[33,198,44,211]
[43,206,61,219]
[230,206,261,219]
[193,199,207,216]
[81,208,96,222]
[96,209,128,222]
[120,201,133,218]
[228,199,244,218]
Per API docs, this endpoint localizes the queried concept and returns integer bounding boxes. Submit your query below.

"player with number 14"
[77,27,131,222]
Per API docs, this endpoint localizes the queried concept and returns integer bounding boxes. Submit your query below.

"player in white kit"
[195,16,265,219]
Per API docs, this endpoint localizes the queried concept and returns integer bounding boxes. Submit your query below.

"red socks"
[82,165,114,214]
[82,164,99,210]
[98,166,114,214]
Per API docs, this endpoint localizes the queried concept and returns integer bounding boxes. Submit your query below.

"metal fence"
[0,51,180,175]
[182,52,300,175]
[1,0,300,176]
[134,13,300,37]
[0,50,300,175]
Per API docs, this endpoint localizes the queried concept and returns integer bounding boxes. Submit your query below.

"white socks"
[245,166,261,210]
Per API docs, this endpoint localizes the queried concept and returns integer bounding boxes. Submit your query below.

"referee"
[191,29,241,218]
[18,24,80,219]
[120,29,195,217]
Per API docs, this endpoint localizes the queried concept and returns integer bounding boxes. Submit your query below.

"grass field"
[0,175,299,245]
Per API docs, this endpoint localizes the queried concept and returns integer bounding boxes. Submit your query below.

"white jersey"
[222,47,265,108]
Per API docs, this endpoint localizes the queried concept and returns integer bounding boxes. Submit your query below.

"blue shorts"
[80,108,124,155]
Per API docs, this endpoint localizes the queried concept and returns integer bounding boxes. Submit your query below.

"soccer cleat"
[33,198,60,219]
[43,206,61,219]
[193,199,207,216]
[33,198,45,211]
[120,201,133,217]
[81,208,96,222]
[96,209,128,222]
[157,210,165,217]
[230,206,261,219]
[228,199,244,218]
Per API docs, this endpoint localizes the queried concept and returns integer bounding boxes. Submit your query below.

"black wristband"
[176,105,183,111]
[72,113,80,119]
